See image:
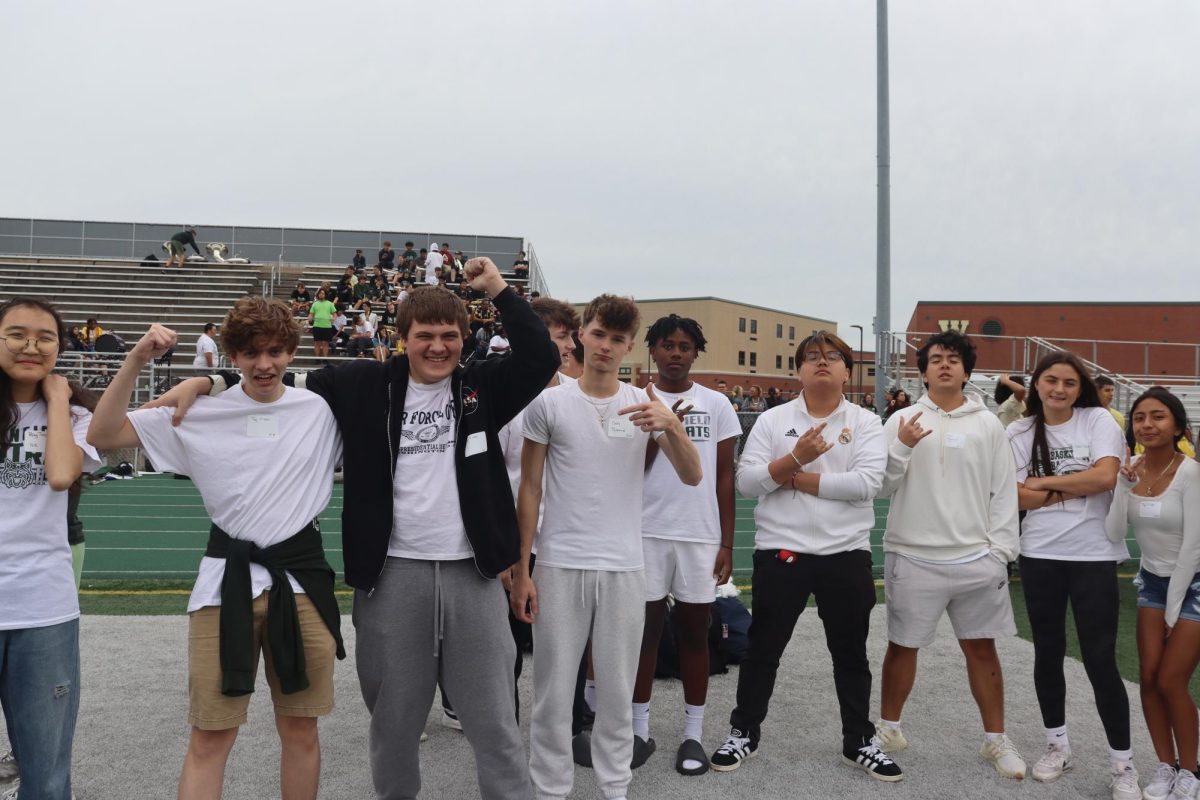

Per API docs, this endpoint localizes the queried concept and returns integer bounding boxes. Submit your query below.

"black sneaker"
[710,728,758,772]
[842,737,904,782]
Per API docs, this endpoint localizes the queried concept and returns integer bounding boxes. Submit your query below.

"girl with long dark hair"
[1007,352,1139,797]
[0,296,102,799]
[1107,387,1200,800]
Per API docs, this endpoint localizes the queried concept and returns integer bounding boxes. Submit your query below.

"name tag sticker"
[23,429,46,453]
[1073,444,1091,461]
[606,416,636,439]
[1139,500,1163,519]
[944,432,966,449]
[246,414,278,438]
[464,431,487,457]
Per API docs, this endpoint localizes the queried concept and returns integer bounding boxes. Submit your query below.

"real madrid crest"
[838,427,852,445]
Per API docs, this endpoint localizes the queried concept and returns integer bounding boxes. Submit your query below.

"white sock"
[880,718,902,730]
[984,731,1005,742]
[683,703,705,742]
[1045,725,1069,750]
[632,702,650,741]
[1110,748,1133,765]
[584,679,597,712]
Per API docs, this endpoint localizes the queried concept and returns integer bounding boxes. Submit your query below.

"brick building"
[905,301,1200,380]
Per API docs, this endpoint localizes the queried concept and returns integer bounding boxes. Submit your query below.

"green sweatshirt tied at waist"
[205,520,345,697]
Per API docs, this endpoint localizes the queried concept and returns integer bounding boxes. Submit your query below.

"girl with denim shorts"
[1107,387,1200,800]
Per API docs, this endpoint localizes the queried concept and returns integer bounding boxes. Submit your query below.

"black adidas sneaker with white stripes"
[711,728,758,772]
[842,736,904,782]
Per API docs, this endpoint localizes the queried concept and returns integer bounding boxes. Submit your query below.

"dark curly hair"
[645,314,707,353]
[220,297,301,356]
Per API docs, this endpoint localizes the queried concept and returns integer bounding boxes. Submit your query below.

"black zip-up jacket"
[287,287,558,590]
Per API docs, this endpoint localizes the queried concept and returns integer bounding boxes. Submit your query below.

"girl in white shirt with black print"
[1106,387,1200,800]
[0,297,103,800]
[1008,351,1139,798]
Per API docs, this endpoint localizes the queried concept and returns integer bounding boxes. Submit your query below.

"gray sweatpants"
[354,556,533,800]
[530,566,645,800]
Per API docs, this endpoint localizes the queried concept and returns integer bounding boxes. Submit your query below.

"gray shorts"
[884,551,1016,648]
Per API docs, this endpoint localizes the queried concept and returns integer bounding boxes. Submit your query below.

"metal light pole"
[850,324,864,403]
[874,0,892,416]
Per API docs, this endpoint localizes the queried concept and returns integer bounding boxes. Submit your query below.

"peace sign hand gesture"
[897,410,934,448]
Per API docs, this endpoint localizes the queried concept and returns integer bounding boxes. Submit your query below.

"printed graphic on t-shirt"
[1046,445,1088,475]
[398,401,456,454]
[1,425,47,489]
[681,411,712,442]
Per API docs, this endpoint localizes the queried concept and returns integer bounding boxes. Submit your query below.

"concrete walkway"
[3,609,1160,799]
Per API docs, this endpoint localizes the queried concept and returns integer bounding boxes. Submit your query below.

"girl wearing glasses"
[0,297,102,799]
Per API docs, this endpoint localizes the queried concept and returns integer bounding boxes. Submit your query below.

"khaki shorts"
[187,592,336,730]
[884,551,1016,648]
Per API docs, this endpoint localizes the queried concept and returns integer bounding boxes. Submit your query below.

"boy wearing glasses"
[710,332,902,781]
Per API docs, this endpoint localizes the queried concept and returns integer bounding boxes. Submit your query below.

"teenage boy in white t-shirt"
[88,298,344,800]
[875,330,1026,780]
[510,294,702,800]
[630,314,740,776]
[148,259,560,800]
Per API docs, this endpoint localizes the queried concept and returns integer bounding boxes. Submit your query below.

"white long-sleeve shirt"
[1106,457,1200,627]
[737,394,885,555]
[881,394,1020,562]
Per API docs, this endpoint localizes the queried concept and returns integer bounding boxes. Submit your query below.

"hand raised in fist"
[463,257,507,297]
[897,410,934,448]
[131,323,178,364]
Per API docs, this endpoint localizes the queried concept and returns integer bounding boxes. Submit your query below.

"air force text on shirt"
[397,401,456,454]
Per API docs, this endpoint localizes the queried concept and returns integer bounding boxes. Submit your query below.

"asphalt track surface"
[2,608,1160,800]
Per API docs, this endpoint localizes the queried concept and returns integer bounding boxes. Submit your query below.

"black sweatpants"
[729,548,876,748]
[1018,555,1130,750]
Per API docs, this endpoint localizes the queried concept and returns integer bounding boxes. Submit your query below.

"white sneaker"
[874,722,909,753]
[1145,762,1179,800]
[0,751,15,783]
[1110,761,1141,800]
[1170,769,1200,800]
[980,734,1026,779]
[1032,743,1072,782]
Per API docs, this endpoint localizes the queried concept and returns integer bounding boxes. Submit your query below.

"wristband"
[720,545,733,551]
[789,451,803,469]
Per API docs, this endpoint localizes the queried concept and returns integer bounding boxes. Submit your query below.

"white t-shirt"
[193,333,218,370]
[642,383,741,543]
[389,376,472,560]
[523,381,663,570]
[0,401,102,630]
[129,387,342,612]
[424,252,445,285]
[354,319,375,338]
[1009,405,1127,561]
[489,335,510,354]
[498,373,576,543]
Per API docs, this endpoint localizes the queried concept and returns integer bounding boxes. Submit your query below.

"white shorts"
[642,537,720,604]
[884,551,1016,648]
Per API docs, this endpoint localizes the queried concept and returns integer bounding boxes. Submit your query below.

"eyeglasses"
[3,333,59,354]
[802,350,844,364]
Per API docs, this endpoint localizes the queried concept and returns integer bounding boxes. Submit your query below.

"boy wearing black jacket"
[151,258,559,800]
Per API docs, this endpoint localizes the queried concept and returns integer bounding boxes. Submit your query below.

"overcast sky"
[2,1,1196,344]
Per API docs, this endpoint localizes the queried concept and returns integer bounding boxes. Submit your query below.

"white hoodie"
[737,393,885,555]
[881,394,1019,562]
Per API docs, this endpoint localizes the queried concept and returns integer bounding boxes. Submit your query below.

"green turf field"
[79,474,1167,688]
[78,474,1142,582]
